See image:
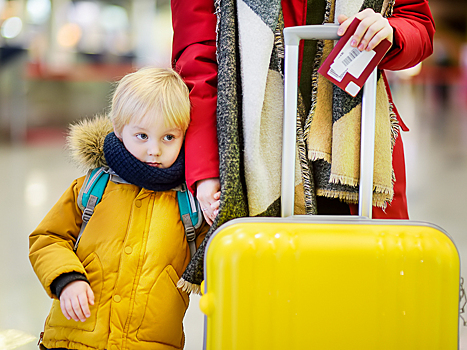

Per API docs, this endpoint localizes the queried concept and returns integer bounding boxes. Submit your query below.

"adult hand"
[60,280,94,322]
[337,8,393,52]
[196,178,221,226]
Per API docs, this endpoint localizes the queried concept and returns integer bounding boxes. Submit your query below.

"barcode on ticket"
[317,18,392,97]
[341,48,361,67]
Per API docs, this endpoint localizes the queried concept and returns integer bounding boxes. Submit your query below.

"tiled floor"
[1,79,467,349]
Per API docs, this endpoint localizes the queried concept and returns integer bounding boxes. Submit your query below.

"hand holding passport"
[318,18,392,97]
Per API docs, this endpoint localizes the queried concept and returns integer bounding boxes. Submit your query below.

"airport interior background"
[0,0,466,349]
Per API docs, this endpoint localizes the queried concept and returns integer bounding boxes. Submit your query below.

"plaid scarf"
[305,0,398,209]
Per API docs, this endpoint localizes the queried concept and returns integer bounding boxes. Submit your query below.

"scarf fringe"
[329,173,359,187]
[329,174,395,197]
[317,183,393,209]
[214,0,221,63]
[375,184,393,196]
[309,150,331,163]
[177,278,202,295]
[296,91,318,214]
[389,102,400,150]
[274,12,284,61]
[389,101,400,188]
[382,0,396,18]
[317,188,359,204]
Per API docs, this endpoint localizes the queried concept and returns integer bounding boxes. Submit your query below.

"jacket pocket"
[47,253,103,331]
[137,265,189,347]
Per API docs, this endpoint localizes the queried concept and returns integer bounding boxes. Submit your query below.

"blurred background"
[0,0,173,144]
[0,0,466,349]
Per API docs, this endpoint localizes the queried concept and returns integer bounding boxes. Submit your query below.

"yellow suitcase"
[200,218,460,349]
[200,25,461,349]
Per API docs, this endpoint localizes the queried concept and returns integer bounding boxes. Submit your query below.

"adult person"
[171,0,435,289]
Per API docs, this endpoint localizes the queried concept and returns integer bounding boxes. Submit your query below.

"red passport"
[318,18,392,97]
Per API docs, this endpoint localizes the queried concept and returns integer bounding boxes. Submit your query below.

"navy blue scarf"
[103,132,185,191]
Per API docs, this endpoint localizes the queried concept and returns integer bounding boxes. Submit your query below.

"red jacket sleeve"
[171,0,220,193]
[380,0,435,70]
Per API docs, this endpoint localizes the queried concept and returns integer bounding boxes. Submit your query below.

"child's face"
[115,116,184,169]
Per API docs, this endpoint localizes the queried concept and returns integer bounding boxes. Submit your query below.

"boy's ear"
[113,123,122,140]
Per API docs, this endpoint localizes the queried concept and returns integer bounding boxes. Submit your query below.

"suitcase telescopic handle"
[281,24,377,219]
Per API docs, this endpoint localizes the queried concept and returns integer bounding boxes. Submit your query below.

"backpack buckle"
[182,213,196,242]
[82,207,94,223]
[186,228,196,242]
[81,195,99,223]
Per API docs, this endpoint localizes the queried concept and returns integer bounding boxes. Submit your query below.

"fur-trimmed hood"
[67,115,114,171]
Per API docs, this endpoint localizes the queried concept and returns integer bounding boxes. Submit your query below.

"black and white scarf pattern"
[178,0,396,291]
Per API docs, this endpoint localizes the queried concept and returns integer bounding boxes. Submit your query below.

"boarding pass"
[318,18,391,97]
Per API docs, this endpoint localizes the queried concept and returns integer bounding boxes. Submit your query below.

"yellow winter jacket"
[29,116,208,350]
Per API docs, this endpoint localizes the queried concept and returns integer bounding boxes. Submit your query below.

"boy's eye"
[164,134,175,141]
[136,133,148,140]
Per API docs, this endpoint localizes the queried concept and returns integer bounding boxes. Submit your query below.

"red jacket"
[171,0,435,218]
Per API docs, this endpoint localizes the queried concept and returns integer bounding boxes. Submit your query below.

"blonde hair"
[110,67,191,134]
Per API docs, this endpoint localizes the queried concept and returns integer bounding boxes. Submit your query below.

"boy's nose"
[147,143,161,156]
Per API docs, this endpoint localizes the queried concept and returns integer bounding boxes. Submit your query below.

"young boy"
[29,67,209,350]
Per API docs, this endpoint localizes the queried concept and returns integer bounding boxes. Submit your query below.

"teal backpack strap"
[74,167,110,252]
[177,183,203,258]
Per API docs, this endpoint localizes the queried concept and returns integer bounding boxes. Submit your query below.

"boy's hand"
[60,280,95,322]
[337,8,393,52]
[196,178,221,226]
